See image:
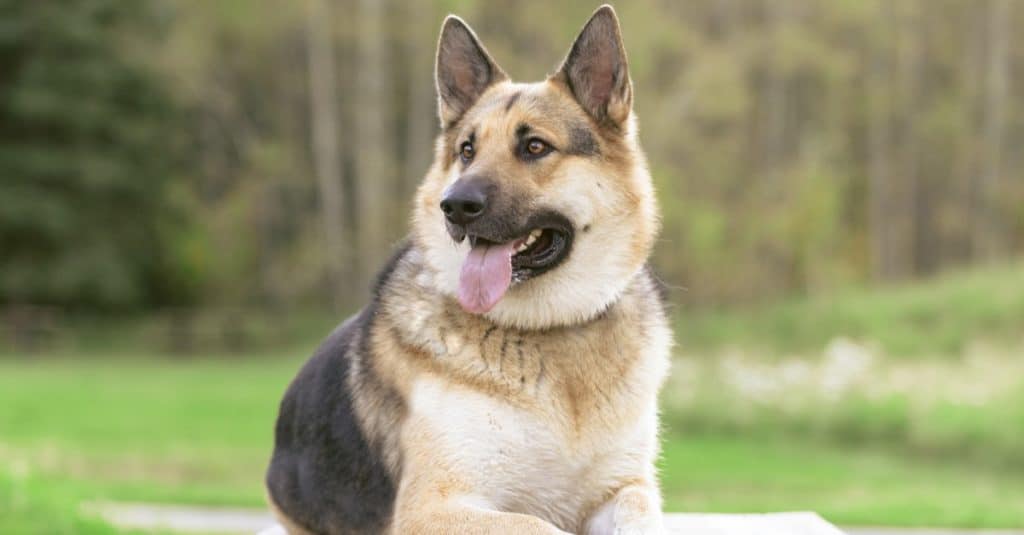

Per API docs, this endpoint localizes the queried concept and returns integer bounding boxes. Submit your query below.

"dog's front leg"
[584,483,663,535]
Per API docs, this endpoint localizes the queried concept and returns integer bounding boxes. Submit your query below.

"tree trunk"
[896,0,923,277]
[401,0,435,205]
[954,6,984,266]
[974,0,1011,260]
[760,0,789,187]
[354,0,394,290]
[306,0,347,310]
[866,5,895,282]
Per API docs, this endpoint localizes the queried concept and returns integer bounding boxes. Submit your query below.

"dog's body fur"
[266,6,671,534]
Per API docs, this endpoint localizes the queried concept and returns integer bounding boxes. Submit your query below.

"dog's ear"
[553,5,632,126]
[435,16,507,127]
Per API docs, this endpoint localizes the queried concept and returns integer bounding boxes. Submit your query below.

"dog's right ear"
[435,16,507,127]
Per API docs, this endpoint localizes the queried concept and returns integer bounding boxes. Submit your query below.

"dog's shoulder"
[266,244,416,534]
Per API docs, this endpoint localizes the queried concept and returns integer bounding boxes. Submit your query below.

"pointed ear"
[435,15,507,127]
[553,5,632,126]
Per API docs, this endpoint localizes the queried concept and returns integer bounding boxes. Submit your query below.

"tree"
[974,0,1011,260]
[0,0,188,309]
[353,0,397,290]
[306,0,347,310]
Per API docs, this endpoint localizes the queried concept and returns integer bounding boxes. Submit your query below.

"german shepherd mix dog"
[266,5,671,534]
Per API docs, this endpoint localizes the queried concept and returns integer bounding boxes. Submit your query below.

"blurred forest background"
[3,0,1023,315]
[2,0,1024,531]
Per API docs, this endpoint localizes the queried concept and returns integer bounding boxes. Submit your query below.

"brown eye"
[522,138,553,160]
[459,142,474,162]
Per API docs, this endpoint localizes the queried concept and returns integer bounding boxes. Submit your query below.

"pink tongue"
[458,241,516,314]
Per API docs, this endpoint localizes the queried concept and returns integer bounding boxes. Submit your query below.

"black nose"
[440,179,490,225]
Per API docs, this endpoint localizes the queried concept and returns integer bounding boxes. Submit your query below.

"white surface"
[845,530,1022,535]
[664,512,845,534]
[87,502,1018,535]
[89,502,847,534]
[83,501,275,533]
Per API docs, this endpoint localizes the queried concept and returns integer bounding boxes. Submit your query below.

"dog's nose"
[440,179,489,225]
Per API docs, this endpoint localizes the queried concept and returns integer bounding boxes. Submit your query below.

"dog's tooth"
[530,229,543,238]
[516,242,529,252]
[525,234,537,246]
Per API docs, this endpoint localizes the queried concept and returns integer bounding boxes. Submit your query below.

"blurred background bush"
[1,0,1022,532]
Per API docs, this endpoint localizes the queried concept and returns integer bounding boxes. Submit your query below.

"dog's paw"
[611,516,664,535]
[587,512,663,535]
[586,486,664,535]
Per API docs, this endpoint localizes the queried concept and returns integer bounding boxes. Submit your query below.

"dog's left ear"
[553,5,632,126]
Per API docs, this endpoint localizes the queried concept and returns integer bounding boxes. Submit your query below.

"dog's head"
[412,5,659,329]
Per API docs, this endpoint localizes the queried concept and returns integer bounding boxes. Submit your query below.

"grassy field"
[661,435,1024,527]
[36,261,1024,360]
[2,264,1023,532]
[0,355,288,534]
[1,352,1023,532]
[674,260,1024,357]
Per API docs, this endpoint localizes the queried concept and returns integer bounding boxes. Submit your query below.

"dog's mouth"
[453,216,573,314]
[470,226,570,274]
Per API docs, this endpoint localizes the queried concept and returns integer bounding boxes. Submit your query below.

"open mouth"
[455,217,573,315]
[469,227,570,278]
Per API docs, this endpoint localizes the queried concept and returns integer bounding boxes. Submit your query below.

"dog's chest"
[408,349,660,530]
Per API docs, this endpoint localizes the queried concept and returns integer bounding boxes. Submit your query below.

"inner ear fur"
[552,5,632,127]
[435,16,507,127]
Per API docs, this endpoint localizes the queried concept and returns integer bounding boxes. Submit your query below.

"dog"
[265,5,671,534]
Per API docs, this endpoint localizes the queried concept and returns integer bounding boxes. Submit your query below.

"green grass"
[0,468,127,534]
[660,348,1024,468]
[675,260,1024,357]
[660,435,1024,527]
[0,355,298,508]
[1,353,1023,532]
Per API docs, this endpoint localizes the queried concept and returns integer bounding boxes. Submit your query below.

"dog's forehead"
[465,81,586,137]
[475,82,554,113]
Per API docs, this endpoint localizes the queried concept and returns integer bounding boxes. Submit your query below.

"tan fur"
[269,6,669,534]
[413,79,659,331]
[398,7,667,533]
[370,250,670,533]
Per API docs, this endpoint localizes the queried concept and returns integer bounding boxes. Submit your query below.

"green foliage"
[675,260,1024,356]
[2,1,1022,309]
[0,0,191,309]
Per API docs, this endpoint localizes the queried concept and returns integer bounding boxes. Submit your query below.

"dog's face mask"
[412,7,659,329]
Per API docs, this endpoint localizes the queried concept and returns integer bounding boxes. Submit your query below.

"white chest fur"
[408,370,661,531]
[385,265,673,531]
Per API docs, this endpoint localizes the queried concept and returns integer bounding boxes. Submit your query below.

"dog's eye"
[522,138,552,160]
[459,142,475,163]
